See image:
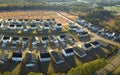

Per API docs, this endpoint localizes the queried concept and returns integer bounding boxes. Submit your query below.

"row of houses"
[69,22,89,38]
[0,23,62,32]
[11,40,101,65]
[0,33,75,48]
[76,18,120,43]
[0,19,56,25]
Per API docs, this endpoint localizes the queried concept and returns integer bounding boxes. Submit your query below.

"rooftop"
[40,52,51,58]
[12,52,22,57]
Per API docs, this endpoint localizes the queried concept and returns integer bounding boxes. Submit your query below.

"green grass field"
[104,6,120,14]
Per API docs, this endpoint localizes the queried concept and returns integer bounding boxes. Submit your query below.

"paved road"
[54,12,120,48]
[96,51,120,75]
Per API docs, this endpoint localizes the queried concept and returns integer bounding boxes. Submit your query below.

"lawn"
[112,65,120,75]
[104,6,120,14]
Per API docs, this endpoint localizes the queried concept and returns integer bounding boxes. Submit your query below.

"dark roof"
[42,36,49,41]
[12,43,17,46]
[19,19,23,21]
[60,34,66,39]
[46,19,50,21]
[66,34,73,39]
[74,47,85,55]
[57,23,62,26]
[81,32,88,35]
[8,19,12,20]
[3,36,10,40]
[49,35,55,41]
[16,24,22,27]
[44,24,49,27]
[40,52,50,58]
[36,19,40,21]
[64,48,74,53]
[50,51,63,63]
[91,41,99,45]
[25,19,29,21]
[12,53,22,57]
[23,37,29,41]
[84,43,91,48]
[10,25,14,27]
[31,25,36,27]
[13,37,19,40]
[26,53,36,63]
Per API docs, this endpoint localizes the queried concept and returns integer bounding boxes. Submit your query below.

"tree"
[67,58,107,75]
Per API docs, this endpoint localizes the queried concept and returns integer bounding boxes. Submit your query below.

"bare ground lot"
[0,10,69,25]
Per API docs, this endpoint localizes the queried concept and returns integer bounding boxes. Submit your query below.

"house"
[2,36,11,44]
[91,26,99,31]
[40,19,44,25]
[76,19,85,25]
[69,22,74,27]
[66,33,74,45]
[56,23,62,30]
[24,19,29,25]
[30,24,36,30]
[58,34,67,46]
[46,19,51,24]
[50,18,56,24]
[49,35,59,47]
[9,24,15,30]
[12,52,22,62]
[13,19,18,24]
[11,43,17,48]
[32,37,39,49]
[43,24,49,30]
[78,43,92,51]
[8,19,13,24]
[75,27,84,33]
[39,52,51,62]
[1,19,5,24]
[35,19,40,24]
[29,20,34,25]
[16,24,23,30]
[49,50,64,64]
[62,48,74,57]
[0,23,4,29]
[12,36,20,44]
[41,36,49,48]
[37,25,43,32]
[23,25,29,32]
[69,25,78,31]
[77,32,88,37]
[22,37,29,48]
[73,47,87,58]
[25,52,37,67]
[18,19,23,24]
[97,40,109,47]
[0,51,9,64]
[50,25,56,31]
[90,41,100,48]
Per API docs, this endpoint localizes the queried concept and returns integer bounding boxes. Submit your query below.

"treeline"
[0,58,107,75]
[79,9,114,25]
[0,3,69,11]
[0,0,94,12]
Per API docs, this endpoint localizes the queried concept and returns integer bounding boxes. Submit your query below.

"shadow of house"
[38,52,51,74]
[62,48,76,67]
[49,50,70,73]
[20,52,39,75]
[7,52,22,72]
